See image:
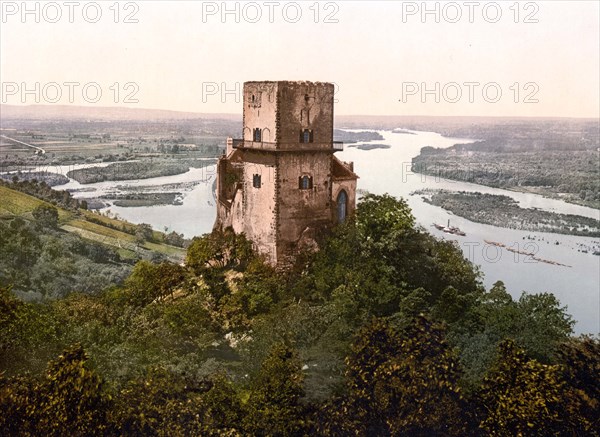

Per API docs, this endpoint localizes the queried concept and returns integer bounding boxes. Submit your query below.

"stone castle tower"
[214,81,358,265]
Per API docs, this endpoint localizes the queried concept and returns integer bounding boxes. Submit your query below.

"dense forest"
[1,193,598,435]
[0,212,131,300]
[0,180,187,302]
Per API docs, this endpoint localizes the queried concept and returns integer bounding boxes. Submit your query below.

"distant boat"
[451,228,466,237]
[432,219,466,236]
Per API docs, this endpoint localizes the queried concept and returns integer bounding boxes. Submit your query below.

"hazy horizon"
[1,103,599,121]
[1,1,599,118]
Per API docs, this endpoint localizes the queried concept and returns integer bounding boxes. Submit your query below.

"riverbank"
[411,148,599,210]
[0,171,69,186]
[67,160,193,184]
[415,189,600,238]
[106,192,183,207]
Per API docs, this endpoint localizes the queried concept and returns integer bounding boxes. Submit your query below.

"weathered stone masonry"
[214,81,358,265]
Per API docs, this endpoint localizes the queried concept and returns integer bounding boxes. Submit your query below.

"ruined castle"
[214,81,358,265]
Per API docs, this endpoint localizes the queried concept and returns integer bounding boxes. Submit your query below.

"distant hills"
[0,104,240,122]
[3,104,595,125]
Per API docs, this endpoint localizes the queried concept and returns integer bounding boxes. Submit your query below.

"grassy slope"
[0,185,186,262]
[0,185,73,220]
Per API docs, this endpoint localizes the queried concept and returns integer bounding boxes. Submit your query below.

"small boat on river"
[432,219,466,237]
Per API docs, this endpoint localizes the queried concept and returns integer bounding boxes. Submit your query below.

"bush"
[32,205,59,228]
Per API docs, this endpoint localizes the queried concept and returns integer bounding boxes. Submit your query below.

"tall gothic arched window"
[337,190,348,223]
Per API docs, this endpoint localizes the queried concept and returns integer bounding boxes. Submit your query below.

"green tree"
[0,374,41,435]
[515,292,575,360]
[557,336,600,435]
[186,233,220,272]
[32,204,59,228]
[344,316,467,435]
[455,281,574,386]
[134,223,153,244]
[122,260,187,306]
[303,193,482,320]
[0,285,23,356]
[2,345,112,436]
[244,342,307,435]
[165,230,185,247]
[197,373,244,434]
[112,367,204,435]
[375,316,467,435]
[186,229,254,273]
[478,340,567,436]
[355,192,415,251]
[344,318,403,434]
[39,344,111,436]
[0,285,60,374]
[222,257,284,322]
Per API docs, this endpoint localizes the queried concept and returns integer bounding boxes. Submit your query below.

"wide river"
[48,129,599,334]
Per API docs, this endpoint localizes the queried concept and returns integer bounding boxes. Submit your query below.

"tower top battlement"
[242,81,335,150]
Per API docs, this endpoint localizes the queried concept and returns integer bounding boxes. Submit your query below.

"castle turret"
[214,81,358,265]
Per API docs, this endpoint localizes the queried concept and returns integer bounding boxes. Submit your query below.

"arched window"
[299,175,313,190]
[253,128,262,142]
[299,129,313,143]
[337,190,348,223]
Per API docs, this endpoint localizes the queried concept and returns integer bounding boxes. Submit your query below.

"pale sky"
[1,0,598,117]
